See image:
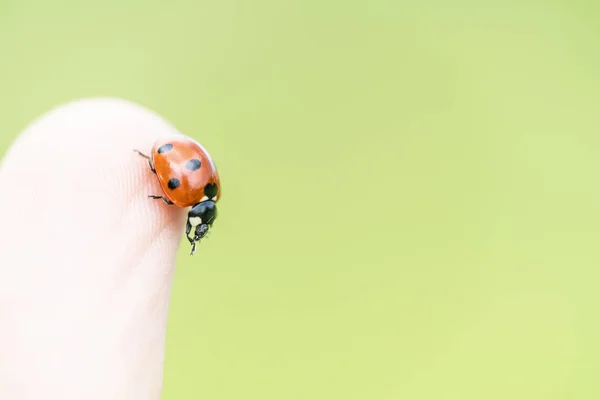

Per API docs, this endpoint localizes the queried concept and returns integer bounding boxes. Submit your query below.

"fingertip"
[0,97,188,267]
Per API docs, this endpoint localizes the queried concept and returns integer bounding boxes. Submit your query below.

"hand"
[0,98,187,399]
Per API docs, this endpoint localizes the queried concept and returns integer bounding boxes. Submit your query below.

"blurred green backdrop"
[2,0,600,398]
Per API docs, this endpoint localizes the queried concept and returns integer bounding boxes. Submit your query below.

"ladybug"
[134,136,221,255]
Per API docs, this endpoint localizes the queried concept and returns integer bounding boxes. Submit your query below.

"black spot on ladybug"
[185,159,202,171]
[168,178,180,190]
[204,183,218,198]
[157,143,173,154]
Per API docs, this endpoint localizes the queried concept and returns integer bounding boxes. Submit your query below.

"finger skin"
[0,98,188,399]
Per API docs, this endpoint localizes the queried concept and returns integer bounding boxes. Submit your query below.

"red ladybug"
[135,136,221,255]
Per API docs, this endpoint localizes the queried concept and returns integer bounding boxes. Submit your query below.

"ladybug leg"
[186,220,195,244]
[134,149,156,173]
[148,195,174,205]
[186,221,199,255]
[134,149,150,159]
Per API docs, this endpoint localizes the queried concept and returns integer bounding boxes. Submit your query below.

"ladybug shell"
[150,136,221,208]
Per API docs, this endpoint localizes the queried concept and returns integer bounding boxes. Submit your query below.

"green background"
[1,0,599,398]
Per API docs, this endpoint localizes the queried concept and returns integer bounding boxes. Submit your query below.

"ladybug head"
[187,200,217,241]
